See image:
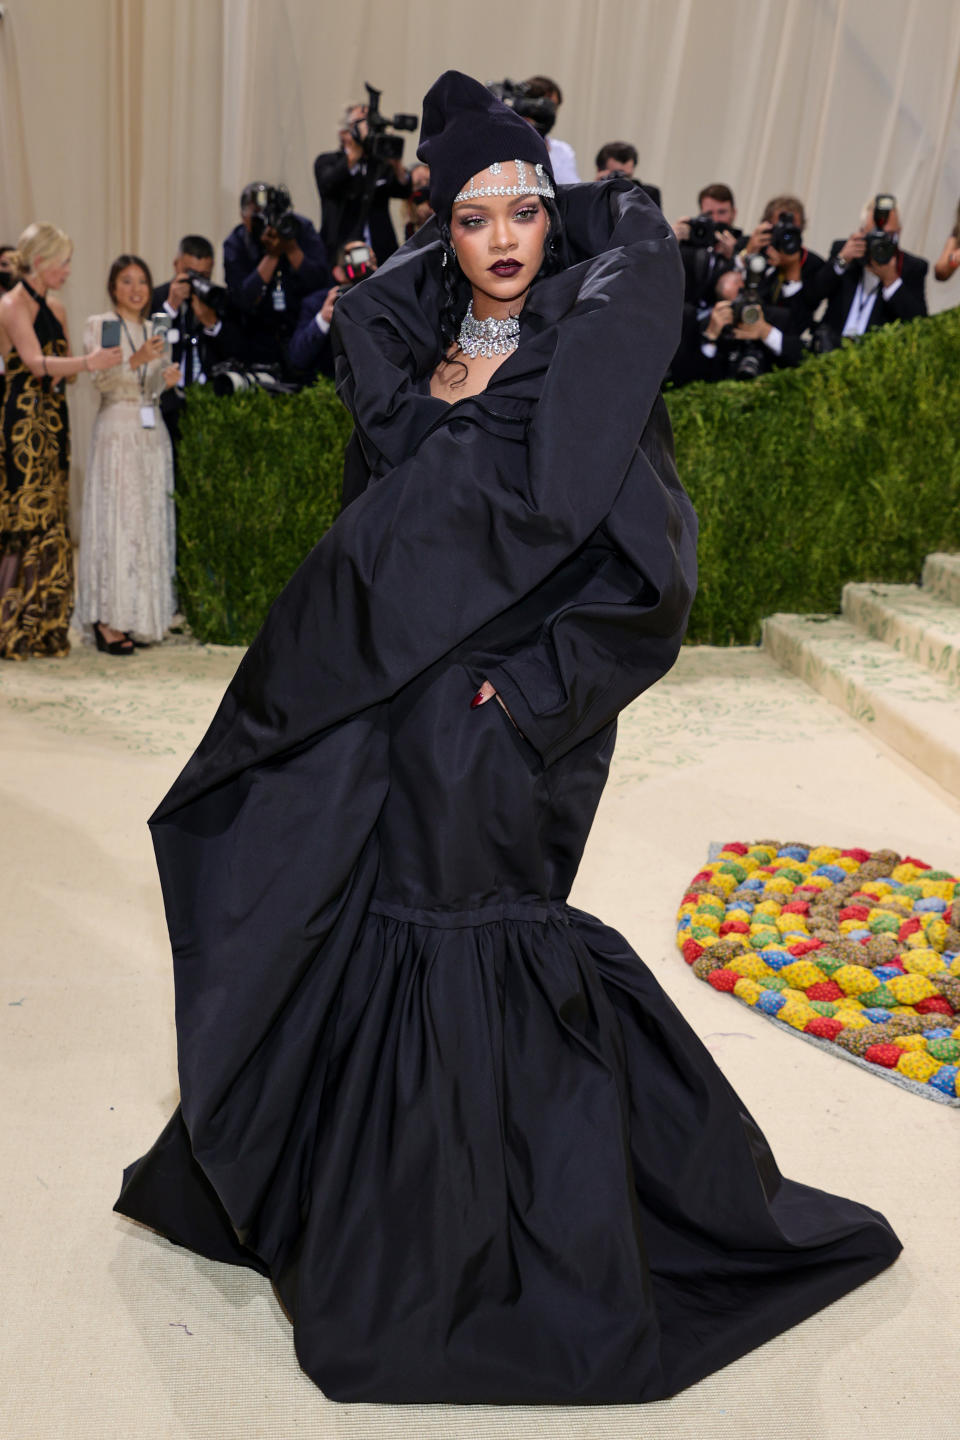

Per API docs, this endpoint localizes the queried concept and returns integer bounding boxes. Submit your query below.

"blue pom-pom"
[814,864,848,882]
[915,897,947,913]
[847,928,872,941]
[862,1007,892,1023]
[778,845,809,861]
[924,1027,953,1039]
[743,877,765,891]
[678,916,692,930]
[872,965,902,982]
[928,1065,959,1098]
[757,990,787,1015]
[760,950,793,970]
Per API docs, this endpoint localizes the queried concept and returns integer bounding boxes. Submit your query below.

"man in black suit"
[287,240,378,383]
[594,143,661,209]
[673,183,743,309]
[314,102,412,263]
[807,197,927,346]
[740,194,824,336]
[223,185,330,375]
[151,234,245,449]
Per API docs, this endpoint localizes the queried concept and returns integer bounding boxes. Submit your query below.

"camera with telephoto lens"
[769,210,802,255]
[487,80,557,138]
[247,183,301,245]
[729,253,767,328]
[185,271,228,316]
[359,82,418,163]
[864,193,898,266]
[687,213,718,248]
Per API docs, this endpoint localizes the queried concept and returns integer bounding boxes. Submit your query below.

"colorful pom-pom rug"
[677,843,960,1106]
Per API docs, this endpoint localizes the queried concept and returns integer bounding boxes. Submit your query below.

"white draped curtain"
[2,0,959,506]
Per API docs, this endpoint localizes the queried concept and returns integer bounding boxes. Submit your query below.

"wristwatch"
[835,255,848,272]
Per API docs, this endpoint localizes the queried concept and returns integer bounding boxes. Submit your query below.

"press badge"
[140,405,156,428]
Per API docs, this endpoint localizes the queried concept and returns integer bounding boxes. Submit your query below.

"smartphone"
[101,318,121,348]
[150,312,172,342]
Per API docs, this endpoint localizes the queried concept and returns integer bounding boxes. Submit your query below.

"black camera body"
[769,210,802,255]
[247,183,301,245]
[864,194,898,267]
[362,83,418,164]
[687,213,717,248]
[186,270,229,316]
[487,80,557,138]
[729,253,767,327]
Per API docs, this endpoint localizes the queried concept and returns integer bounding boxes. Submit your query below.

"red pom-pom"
[690,870,712,885]
[865,1043,903,1069]
[718,920,750,936]
[787,940,823,956]
[898,918,922,940]
[707,968,739,992]
[838,905,870,921]
[902,856,931,870]
[795,884,822,894]
[781,900,811,914]
[721,842,750,855]
[886,959,906,973]
[915,995,955,1016]
[806,980,845,1002]
[804,1016,843,1040]
[681,892,701,905]
[682,939,705,965]
[840,848,872,864]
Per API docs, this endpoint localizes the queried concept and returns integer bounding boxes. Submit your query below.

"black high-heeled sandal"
[94,623,135,656]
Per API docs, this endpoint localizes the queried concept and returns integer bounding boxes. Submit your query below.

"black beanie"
[417,70,554,218]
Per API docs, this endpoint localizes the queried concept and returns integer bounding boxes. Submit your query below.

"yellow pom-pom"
[724,907,753,925]
[780,960,827,989]
[896,1051,942,1084]
[861,881,893,898]
[887,972,939,1004]
[901,949,946,976]
[775,912,808,933]
[754,899,782,917]
[834,856,860,873]
[733,977,762,1005]
[919,880,955,902]
[921,918,948,951]
[765,876,796,896]
[950,957,960,978]
[839,919,867,934]
[835,1010,870,1029]
[708,872,738,896]
[892,1034,928,1051]
[804,875,833,891]
[778,1000,816,1031]
[729,953,774,981]
[833,964,878,996]
[808,846,841,865]
[695,912,722,933]
[891,863,923,883]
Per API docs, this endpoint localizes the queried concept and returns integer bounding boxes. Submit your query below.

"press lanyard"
[118,314,156,427]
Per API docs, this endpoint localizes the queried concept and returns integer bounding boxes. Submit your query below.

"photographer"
[288,240,377,382]
[673,183,742,308]
[152,234,244,448]
[742,195,823,333]
[594,143,660,208]
[695,263,804,383]
[314,101,412,262]
[807,195,927,346]
[403,163,434,240]
[223,183,330,373]
[521,76,580,183]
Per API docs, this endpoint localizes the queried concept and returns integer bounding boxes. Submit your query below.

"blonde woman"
[0,223,121,659]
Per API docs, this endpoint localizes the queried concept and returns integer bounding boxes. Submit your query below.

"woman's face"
[37,250,72,290]
[450,169,549,313]
[112,264,149,315]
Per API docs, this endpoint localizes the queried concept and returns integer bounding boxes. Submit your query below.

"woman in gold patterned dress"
[0,223,121,660]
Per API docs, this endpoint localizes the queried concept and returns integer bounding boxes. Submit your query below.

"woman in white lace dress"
[77,255,179,654]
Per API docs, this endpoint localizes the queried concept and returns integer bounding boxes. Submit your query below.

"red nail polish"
[470,690,484,708]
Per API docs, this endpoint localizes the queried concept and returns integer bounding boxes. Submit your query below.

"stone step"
[922,552,960,605]
[762,612,960,799]
[842,581,960,689]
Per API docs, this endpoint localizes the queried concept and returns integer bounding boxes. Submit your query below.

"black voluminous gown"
[115,179,901,1405]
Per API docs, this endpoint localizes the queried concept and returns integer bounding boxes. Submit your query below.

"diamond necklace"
[457,301,520,360]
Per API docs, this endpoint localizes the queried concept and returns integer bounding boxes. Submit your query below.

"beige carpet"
[2,640,958,1440]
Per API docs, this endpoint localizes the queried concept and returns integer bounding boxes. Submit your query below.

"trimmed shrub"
[176,382,351,644]
[176,310,960,646]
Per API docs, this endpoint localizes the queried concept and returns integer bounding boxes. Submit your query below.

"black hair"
[436,194,566,388]
[107,253,154,318]
[595,142,638,171]
[178,234,214,261]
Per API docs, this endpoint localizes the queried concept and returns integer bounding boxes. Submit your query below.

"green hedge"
[177,309,960,646]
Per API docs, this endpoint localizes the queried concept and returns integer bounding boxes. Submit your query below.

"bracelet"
[41,355,48,376]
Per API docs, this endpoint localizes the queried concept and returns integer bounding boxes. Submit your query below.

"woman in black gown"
[115,73,901,1405]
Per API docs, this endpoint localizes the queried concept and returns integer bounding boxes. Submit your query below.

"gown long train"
[115,176,901,1405]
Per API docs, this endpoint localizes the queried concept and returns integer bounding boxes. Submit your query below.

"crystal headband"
[453,158,555,204]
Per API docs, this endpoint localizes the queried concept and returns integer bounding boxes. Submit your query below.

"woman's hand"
[130,335,165,368]
[470,679,524,736]
[86,344,123,371]
[162,363,180,390]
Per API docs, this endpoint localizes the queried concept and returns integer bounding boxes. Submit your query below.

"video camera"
[358,83,418,163]
[246,183,301,245]
[863,194,898,266]
[487,80,557,138]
